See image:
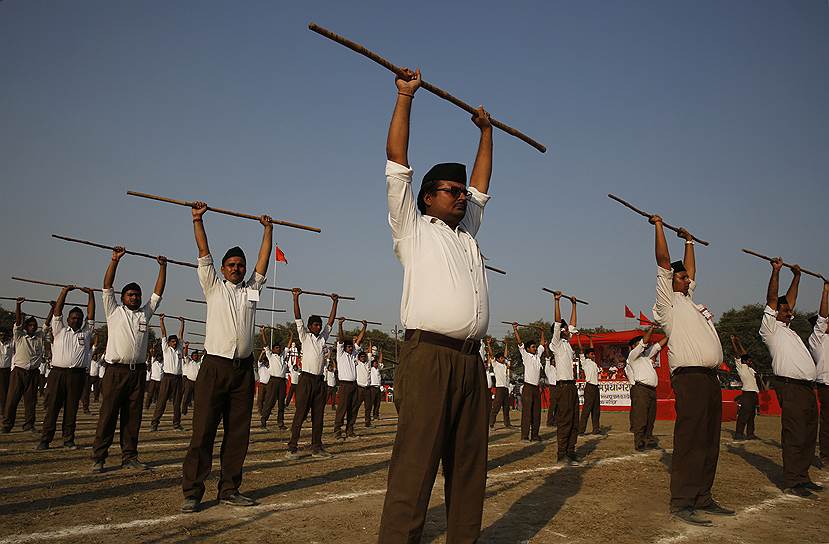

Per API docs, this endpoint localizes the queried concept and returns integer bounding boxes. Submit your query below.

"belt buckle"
[129,362,136,372]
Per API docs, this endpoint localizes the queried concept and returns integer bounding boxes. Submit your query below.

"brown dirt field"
[0,400,826,543]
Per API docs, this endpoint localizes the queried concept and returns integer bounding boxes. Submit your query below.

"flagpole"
[270,230,277,346]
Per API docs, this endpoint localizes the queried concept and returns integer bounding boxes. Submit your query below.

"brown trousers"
[3,367,40,431]
[333,380,359,437]
[0,368,10,416]
[287,372,327,452]
[489,386,511,428]
[555,381,579,459]
[818,384,829,461]
[545,384,557,427]
[521,383,541,440]
[259,378,282,426]
[143,380,159,409]
[629,383,657,448]
[40,367,86,444]
[328,385,338,409]
[92,363,146,463]
[81,375,100,411]
[182,354,254,501]
[151,374,182,427]
[777,381,817,489]
[359,385,373,426]
[181,377,195,415]
[579,382,601,433]
[378,335,488,543]
[735,390,757,437]
[670,369,721,511]
[372,385,382,418]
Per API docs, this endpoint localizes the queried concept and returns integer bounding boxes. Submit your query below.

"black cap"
[122,282,142,294]
[423,163,467,185]
[671,261,686,273]
[222,246,246,266]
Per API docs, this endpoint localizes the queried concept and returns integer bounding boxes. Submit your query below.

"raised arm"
[54,285,73,318]
[642,325,655,346]
[569,296,577,328]
[337,317,345,340]
[191,201,210,258]
[260,325,268,348]
[785,265,801,310]
[159,314,168,340]
[766,258,783,310]
[386,68,421,167]
[650,215,671,271]
[177,317,185,343]
[575,333,583,353]
[485,337,493,360]
[554,292,562,323]
[327,294,339,328]
[677,228,696,281]
[103,246,126,290]
[82,287,95,321]
[820,280,829,319]
[153,256,168,297]
[540,328,546,350]
[254,215,274,278]
[292,288,302,320]
[512,323,522,345]
[730,334,747,357]
[469,107,493,194]
[15,297,24,326]
[354,320,367,346]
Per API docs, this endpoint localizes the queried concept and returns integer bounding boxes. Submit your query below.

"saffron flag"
[274,244,287,264]
[639,312,653,326]
[624,305,635,319]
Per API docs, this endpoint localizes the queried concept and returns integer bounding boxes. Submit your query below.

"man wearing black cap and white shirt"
[260,326,290,430]
[549,293,580,465]
[91,247,166,472]
[334,318,365,441]
[513,323,545,443]
[729,335,759,441]
[181,346,200,416]
[286,288,338,459]
[488,337,513,429]
[577,335,602,435]
[624,325,666,451]
[378,67,494,543]
[651,215,732,525]
[2,299,48,433]
[760,258,822,497]
[143,345,162,409]
[150,315,185,431]
[810,280,829,466]
[0,330,13,414]
[181,202,273,513]
[38,285,95,450]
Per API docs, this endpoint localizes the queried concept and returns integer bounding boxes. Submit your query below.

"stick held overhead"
[541,288,590,305]
[268,286,356,301]
[52,234,197,268]
[741,249,826,280]
[308,22,546,154]
[126,191,321,233]
[607,194,710,246]
[500,321,545,330]
[12,276,109,293]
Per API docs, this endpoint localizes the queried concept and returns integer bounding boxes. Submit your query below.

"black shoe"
[36,441,49,451]
[699,501,735,516]
[22,425,36,433]
[312,449,333,459]
[91,461,104,473]
[734,433,746,441]
[173,425,185,432]
[180,498,200,513]
[259,424,269,432]
[592,429,605,435]
[784,486,814,498]
[122,459,149,470]
[278,425,287,430]
[802,482,824,493]
[673,508,712,526]
[1,427,10,434]
[150,424,158,432]
[746,434,759,440]
[63,441,78,450]
[83,409,91,414]
[220,493,257,507]
[566,454,581,466]
[635,445,646,452]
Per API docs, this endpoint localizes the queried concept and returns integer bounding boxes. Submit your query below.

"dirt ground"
[0,399,826,544]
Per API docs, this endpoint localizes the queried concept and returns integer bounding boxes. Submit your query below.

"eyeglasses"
[433,187,472,199]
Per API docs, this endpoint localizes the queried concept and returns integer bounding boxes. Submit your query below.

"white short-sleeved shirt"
[493,358,510,388]
[295,319,331,376]
[149,358,163,381]
[50,315,95,369]
[265,347,288,379]
[370,363,382,386]
[356,358,371,387]
[580,355,599,385]
[12,324,45,370]
[544,360,557,385]
[810,315,829,385]
[336,342,358,382]
[161,344,184,375]
[652,266,722,372]
[325,367,337,387]
[183,358,200,381]
[760,305,816,381]
[89,357,101,377]
[550,322,576,381]
[518,343,544,386]
[102,288,161,365]
[734,358,759,392]
[198,254,265,360]
[386,161,491,340]
[0,341,13,369]
[625,341,660,387]
[258,361,271,384]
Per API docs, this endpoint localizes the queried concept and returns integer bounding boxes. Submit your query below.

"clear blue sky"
[1,0,827,339]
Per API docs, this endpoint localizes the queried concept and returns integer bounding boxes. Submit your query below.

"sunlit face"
[121,289,142,311]
[672,271,691,295]
[309,321,322,335]
[168,337,179,349]
[221,256,246,284]
[273,344,282,355]
[777,303,794,324]
[345,343,354,354]
[526,342,538,355]
[24,320,38,335]
[423,180,469,227]
[67,310,84,331]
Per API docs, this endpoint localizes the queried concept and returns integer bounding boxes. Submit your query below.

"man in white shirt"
[378,68,494,543]
[487,338,513,429]
[262,327,290,430]
[286,288,338,459]
[82,345,102,414]
[760,258,821,497]
[729,335,759,441]
[356,349,373,428]
[370,349,384,420]
[544,348,557,428]
[285,344,300,407]
[810,281,829,466]
[334,318,366,440]
[549,293,580,465]
[143,346,163,409]
[0,330,14,416]
[650,215,730,524]
[577,335,602,435]
[513,324,545,443]
[181,347,200,416]
[181,202,272,512]
[38,286,95,450]
[2,299,48,433]
[625,326,666,451]
[326,359,338,411]
[256,346,272,430]
[91,247,166,473]
[151,315,185,432]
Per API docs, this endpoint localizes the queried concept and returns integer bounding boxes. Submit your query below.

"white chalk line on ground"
[0,448,657,543]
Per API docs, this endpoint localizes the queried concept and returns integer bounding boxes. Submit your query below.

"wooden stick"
[1,296,88,306]
[185,298,286,313]
[12,276,108,293]
[500,321,545,330]
[607,194,710,246]
[267,286,356,301]
[52,234,197,269]
[126,191,321,233]
[149,324,206,337]
[485,265,507,275]
[541,288,590,305]
[337,317,383,326]
[741,249,826,280]
[157,315,206,325]
[308,23,546,154]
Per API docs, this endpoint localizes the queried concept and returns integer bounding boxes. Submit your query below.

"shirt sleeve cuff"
[386,160,413,181]
[764,305,777,317]
[657,265,672,278]
[467,186,491,208]
[150,293,162,305]
[198,255,214,267]
[102,288,115,295]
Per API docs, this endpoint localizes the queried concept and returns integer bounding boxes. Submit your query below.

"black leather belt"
[776,376,815,387]
[672,367,717,376]
[405,329,480,355]
[557,379,576,384]
[634,383,657,391]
